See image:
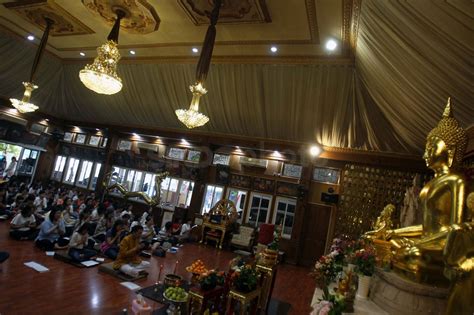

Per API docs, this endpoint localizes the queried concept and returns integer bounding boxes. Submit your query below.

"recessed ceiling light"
[325,39,337,51]
[192,47,199,53]
[129,50,136,55]
[133,132,139,137]
[270,46,278,53]
[79,52,85,57]
[95,128,100,131]
[27,35,35,41]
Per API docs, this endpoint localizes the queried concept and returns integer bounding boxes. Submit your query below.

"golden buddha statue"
[388,98,470,283]
[364,204,395,241]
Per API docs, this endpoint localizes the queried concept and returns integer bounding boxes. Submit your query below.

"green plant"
[353,245,376,276]
[232,265,258,293]
[199,270,225,290]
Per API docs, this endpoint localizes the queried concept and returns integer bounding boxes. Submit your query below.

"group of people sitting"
[0,177,193,277]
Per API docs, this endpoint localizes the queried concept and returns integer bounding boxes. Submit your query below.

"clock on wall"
[313,167,340,184]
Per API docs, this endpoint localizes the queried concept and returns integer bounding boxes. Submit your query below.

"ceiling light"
[133,133,139,137]
[176,82,210,129]
[79,10,125,95]
[310,145,321,157]
[45,119,49,122]
[27,35,35,41]
[181,139,190,145]
[192,47,199,53]
[11,18,54,114]
[176,0,222,129]
[270,46,278,53]
[325,39,337,51]
[96,128,100,131]
[129,50,136,55]
[79,52,85,57]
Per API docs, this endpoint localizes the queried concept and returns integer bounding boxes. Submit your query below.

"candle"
[158,264,163,283]
[174,260,179,274]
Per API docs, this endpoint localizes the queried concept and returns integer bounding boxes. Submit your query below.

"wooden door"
[298,203,332,266]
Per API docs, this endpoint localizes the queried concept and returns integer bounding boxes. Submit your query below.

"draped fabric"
[355,0,474,152]
[0,0,472,156]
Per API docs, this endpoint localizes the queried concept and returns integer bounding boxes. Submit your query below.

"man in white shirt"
[4,157,17,178]
[33,191,48,214]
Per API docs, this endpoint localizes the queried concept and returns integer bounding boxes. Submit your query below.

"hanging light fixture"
[176,0,222,129]
[79,9,125,95]
[10,18,54,114]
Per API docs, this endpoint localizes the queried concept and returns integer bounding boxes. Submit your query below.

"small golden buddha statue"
[389,98,470,283]
[364,204,395,241]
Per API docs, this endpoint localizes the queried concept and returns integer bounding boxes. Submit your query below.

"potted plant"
[231,265,259,293]
[199,270,225,291]
[353,244,376,299]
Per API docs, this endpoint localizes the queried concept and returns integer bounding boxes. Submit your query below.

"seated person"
[100,219,126,260]
[93,211,113,243]
[35,207,68,251]
[158,221,179,247]
[73,209,91,233]
[178,220,192,242]
[113,225,150,277]
[68,223,97,262]
[10,204,37,240]
[159,221,173,237]
[140,216,156,247]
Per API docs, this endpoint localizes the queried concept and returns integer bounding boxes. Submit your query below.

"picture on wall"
[74,134,86,144]
[313,167,341,184]
[117,140,132,151]
[168,147,186,160]
[252,177,275,193]
[88,135,101,147]
[213,153,230,166]
[283,163,303,179]
[276,181,299,197]
[187,150,201,163]
[230,174,251,189]
[63,132,74,142]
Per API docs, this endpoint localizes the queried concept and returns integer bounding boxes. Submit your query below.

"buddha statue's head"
[423,98,467,171]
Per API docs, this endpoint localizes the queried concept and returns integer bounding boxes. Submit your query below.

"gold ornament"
[10,82,39,113]
[103,171,168,206]
[175,82,209,129]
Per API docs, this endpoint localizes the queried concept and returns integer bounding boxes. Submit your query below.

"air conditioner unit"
[137,142,159,153]
[239,156,268,168]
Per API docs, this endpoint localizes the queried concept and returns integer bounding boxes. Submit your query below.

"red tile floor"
[0,221,315,314]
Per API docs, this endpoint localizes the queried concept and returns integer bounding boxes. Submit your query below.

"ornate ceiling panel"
[3,0,94,36]
[82,0,160,34]
[178,0,271,25]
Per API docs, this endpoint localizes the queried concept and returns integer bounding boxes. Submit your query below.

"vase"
[356,275,371,299]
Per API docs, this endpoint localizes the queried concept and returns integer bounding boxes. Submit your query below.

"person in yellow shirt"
[113,224,149,277]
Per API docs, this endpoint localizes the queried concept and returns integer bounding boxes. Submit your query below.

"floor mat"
[99,262,148,281]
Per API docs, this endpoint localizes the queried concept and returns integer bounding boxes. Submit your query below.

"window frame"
[201,184,225,214]
[272,196,297,239]
[245,192,273,228]
[62,157,81,185]
[75,159,94,188]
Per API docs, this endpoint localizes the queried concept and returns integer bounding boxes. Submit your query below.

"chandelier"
[175,83,209,128]
[10,18,53,113]
[176,0,222,129]
[79,10,125,95]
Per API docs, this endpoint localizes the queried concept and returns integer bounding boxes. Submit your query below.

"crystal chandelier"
[79,10,125,95]
[10,18,53,113]
[175,83,209,128]
[176,0,222,129]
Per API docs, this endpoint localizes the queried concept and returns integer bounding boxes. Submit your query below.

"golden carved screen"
[334,164,425,239]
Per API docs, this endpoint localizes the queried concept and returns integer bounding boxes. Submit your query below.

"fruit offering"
[164,286,188,302]
[186,259,208,274]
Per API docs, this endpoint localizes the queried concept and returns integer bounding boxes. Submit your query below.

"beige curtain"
[356,0,474,152]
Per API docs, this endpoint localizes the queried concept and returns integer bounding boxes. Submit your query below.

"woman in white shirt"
[68,223,97,262]
[10,204,37,240]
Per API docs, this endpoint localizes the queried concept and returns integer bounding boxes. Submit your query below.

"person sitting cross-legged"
[68,223,97,262]
[35,206,68,251]
[10,204,37,240]
[113,225,149,277]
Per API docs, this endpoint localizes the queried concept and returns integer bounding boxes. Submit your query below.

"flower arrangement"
[352,244,376,276]
[198,270,225,290]
[314,291,346,315]
[312,253,341,289]
[231,265,259,293]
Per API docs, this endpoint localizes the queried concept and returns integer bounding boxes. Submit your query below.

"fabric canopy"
[0,0,472,156]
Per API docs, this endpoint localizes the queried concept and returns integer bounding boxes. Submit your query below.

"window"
[63,157,80,184]
[109,166,128,195]
[272,197,296,239]
[17,148,39,175]
[227,188,247,223]
[51,155,67,181]
[160,177,194,209]
[313,167,340,184]
[177,180,194,207]
[202,185,224,213]
[142,173,156,197]
[131,171,143,192]
[89,163,101,190]
[76,160,93,188]
[246,193,272,228]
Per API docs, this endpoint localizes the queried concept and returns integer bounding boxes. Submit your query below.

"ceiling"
[0,0,352,62]
[0,0,472,157]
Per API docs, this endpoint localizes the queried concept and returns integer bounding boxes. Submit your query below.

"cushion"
[258,224,274,245]
[54,250,85,268]
[99,262,148,282]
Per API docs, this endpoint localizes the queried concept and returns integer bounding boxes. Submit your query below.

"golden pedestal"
[226,288,261,315]
[373,239,392,267]
[256,264,277,312]
[187,285,224,315]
